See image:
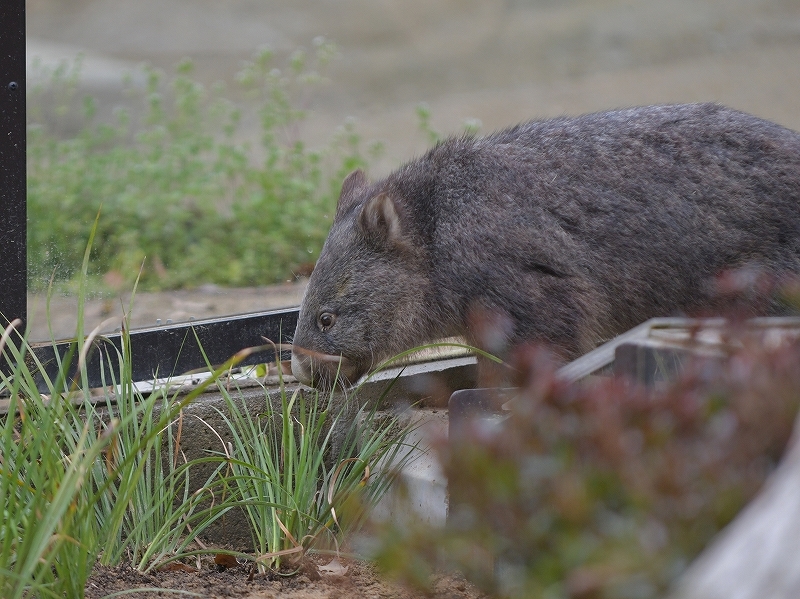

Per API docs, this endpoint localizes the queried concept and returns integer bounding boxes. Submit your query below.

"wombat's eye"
[318,312,336,331]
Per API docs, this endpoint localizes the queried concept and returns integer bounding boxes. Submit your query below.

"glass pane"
[26,0,800,341]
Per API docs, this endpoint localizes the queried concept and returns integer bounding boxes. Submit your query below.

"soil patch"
[85,555,487,599]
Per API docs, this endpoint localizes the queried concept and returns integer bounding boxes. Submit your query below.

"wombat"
[291,103,800,390]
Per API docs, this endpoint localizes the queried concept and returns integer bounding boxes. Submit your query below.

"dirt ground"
[22,0,800,596]
[26,281,308,341]
[85,556,487,599]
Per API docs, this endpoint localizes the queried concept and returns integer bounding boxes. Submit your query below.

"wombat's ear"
[335,169,368,219]
[358,193,407,251]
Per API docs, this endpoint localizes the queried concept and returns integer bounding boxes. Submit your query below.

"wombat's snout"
[290,346,360,391]
[290,351,313,386]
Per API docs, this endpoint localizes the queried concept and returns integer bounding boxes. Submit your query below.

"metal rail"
[27,308,299,392]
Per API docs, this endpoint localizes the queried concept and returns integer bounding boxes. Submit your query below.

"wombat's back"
[395,104,800,352]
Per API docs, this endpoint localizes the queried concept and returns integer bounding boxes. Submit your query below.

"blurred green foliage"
[376,329,800,599]
[26,40,380,292]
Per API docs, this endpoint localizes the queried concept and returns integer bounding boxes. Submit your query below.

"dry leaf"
[319,557,349,576]
[214,553,239,569]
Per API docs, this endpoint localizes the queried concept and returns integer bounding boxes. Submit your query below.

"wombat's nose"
[290,347,362,391]
[290,351,313,386]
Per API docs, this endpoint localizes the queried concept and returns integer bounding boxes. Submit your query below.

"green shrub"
[27,41,379,292]
[375,335,800,599]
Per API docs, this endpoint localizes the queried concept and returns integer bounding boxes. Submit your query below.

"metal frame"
[0,5,301,388]
[29,309,298,391]
[0,0,27,330]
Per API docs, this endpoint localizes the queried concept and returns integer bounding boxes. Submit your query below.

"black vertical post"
[0,0,27,330]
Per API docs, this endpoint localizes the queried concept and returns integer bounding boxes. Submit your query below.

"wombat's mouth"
[290,346,367,392]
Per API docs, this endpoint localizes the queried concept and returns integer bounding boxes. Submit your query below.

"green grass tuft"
[2,223,415,595]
